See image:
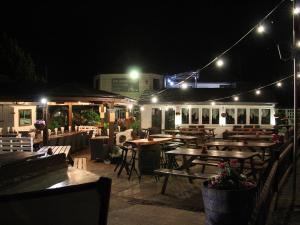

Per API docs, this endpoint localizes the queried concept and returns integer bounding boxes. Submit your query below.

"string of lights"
[145,0,293,104]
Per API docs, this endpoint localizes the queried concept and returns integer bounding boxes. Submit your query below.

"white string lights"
[145,0,293,104]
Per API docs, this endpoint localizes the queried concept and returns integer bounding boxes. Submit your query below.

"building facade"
[93,73,164,100]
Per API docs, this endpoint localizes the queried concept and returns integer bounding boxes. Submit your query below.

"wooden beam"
[68,104,72,127]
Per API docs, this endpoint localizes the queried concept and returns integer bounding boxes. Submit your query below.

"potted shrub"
[202,160,256,225]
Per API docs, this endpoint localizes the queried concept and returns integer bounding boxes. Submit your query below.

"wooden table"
[38,145,73,165]
[205,141,275,160]
[124,138,172,179]
[150,134,198,147]
[166,147,260,177]
[0,151,44,168]
[228,134,273,141]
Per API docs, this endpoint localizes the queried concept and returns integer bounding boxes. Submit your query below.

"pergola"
[0,81,136,147]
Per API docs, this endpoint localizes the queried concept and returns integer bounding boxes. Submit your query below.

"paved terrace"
[70,147,299,225]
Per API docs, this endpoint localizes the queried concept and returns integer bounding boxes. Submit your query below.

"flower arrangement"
[206,160,256,190]
[34,120,46,130]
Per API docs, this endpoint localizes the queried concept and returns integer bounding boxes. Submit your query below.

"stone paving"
[72,148,300,225]
[72,149,209,225]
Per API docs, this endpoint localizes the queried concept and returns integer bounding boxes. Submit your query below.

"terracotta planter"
[202,181,256,225]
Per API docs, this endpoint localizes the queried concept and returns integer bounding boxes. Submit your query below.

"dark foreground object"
[0,177,112,225]
[202,181,256,225]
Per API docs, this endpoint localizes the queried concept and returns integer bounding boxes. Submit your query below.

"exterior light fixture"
[128,104,133,110]
[181,82,188,89]
[255,90,261,95]
[151,96,158,103]
[129,69,140,79]
[233,96,239,101]
[293,7,300,15]
[297,73,300,78]
[41,98,48,104]
[140,106,144,111]
[216,59,224,67]
[211,101,216,106]
[276,82,282,87]
[296,40,300,48]
[257,25,265,34]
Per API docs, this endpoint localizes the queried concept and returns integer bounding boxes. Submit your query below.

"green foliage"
[130,119,141,133]
[0,33,45,82]
[72,110,100,126]
[48,116,66,130]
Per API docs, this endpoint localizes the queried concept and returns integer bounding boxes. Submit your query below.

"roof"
[139,87,278,105]
[0,80,135,103]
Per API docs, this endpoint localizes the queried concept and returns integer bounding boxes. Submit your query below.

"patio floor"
[72,148,209,225]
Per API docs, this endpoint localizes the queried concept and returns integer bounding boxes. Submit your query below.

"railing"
[249,134,300,225]
[0,137,33,152]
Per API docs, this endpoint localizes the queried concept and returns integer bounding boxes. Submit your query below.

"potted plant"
[202,160,256,225]
[34,120,46,130]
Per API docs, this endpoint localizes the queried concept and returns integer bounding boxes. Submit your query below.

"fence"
[249,134,300,225]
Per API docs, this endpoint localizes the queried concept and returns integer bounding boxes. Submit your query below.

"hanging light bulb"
[151,96,158,103]
[181,82,188,89]
[257,24,265,34]
[216,59,224,67]
[276,82,282,87]
[233,96,239,101]
[297,73,300,78]
[255,90,261,95]
[296,40,300,48]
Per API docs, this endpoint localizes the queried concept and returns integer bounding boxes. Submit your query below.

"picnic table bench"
[0,137,33,152]
[155,168,216,194]
[38,145,73,165]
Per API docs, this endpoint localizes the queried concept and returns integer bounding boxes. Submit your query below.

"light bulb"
[140,106,144,111]
[257,25,265,34]
[211,101,216,106]
[151,96,158,103]
[216,59,224,67]
[255,90,261,95]
[233,96,239,101]
[293,7,300,15]
[181,82,188,89]
[276,82,282,87]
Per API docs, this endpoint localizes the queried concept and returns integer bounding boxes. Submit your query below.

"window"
[226,108,235,124]
[202,108,210,124]
[152,108,162,129]
[19,109,32,126]
[237,108,246,124]
[153,79,160,90]
[212,108,219,124]
[250,109,259,124]
[261,109,270,124]
[181,108,189,124]
[191,108,199,124]
[165,108,175,129]
[112,78,139,92]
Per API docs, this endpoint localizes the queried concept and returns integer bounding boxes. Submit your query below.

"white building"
[139,88,277,138]
[93,73,164,100]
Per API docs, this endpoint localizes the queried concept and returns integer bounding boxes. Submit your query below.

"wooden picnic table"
[37,145,73,165]
[126,138,172,146]
[150,134,198,147]
[228,134,273,141]
[166,147,260,176]
[205,140,275,160]
[0,151,44,168]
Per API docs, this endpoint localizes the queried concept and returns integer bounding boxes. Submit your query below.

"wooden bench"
[37,145,73,165]
[0,137,33,152]
[74,157,87,170]
[155,168,216,194]
[0,177,111,225]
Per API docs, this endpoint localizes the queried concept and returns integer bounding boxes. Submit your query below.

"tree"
[0,33,46,82]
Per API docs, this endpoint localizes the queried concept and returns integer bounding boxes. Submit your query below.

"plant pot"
[202,181,256,225]
[34,124,46,130]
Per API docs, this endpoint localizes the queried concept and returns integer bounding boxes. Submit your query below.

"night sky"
[0,0,297,86]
